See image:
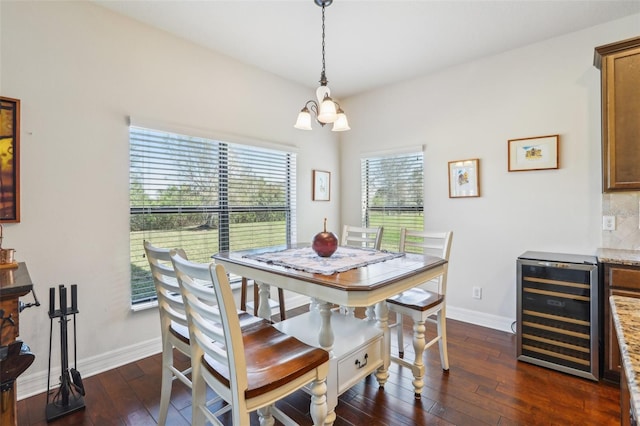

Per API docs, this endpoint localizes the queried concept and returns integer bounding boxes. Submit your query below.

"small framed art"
[448,158,480,198]
[312,170,330,201]
[508,134,559,172]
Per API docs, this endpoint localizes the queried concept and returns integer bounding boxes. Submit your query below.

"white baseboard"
[447,305,515,334]
[17,337,162,400]
[17,295,312,401]
[17,301,512,400]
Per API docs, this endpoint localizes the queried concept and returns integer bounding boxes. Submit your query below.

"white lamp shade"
[316,85,330,103]
[317,96,337,123]
[332,112,350,131]
[294,110,312,130]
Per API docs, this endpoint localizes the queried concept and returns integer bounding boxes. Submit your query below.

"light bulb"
[294,108,312,130]
[332,110,350,131]
[317,94,337,123]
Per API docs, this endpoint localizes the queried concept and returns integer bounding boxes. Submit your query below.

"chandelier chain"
[321,4,326,81]
[294,0,349,131]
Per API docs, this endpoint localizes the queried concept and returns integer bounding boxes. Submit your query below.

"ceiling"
[93,0,640,98]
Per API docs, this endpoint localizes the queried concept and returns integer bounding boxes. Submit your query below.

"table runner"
[244,246,404,275]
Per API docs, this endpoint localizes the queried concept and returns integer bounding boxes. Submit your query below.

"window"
[130,126,296,305]
[361,150,424,251]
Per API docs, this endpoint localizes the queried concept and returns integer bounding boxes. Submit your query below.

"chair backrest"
[399,229,453,294]
[341,225,384,250]
[170,251,247,406]
[144,240,190,337]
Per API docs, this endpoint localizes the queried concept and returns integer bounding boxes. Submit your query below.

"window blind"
[361,151,424,252]
[130,126,296,304]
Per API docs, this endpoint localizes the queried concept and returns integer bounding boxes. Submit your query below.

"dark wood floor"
[18,309,620,425]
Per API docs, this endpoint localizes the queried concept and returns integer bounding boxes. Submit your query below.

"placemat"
[244,246,404,275]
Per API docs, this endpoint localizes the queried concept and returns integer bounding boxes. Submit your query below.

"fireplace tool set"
[46,284,85,421]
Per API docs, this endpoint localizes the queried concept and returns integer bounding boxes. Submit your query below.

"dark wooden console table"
[0,263,34,426]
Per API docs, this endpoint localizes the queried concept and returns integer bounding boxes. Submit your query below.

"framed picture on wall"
[312,170,330,201]
[508,134,559,172]
[448,158,480,198]
[0,97,20,222]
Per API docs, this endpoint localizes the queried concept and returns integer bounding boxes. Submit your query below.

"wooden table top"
[213,244,447,294]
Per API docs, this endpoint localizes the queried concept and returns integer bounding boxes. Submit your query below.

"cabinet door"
[605,289,639,379]
[601,45,640,191]
[603,264,640,382]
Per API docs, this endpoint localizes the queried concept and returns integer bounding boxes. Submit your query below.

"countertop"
[0,262,33,299]
[597,248,640,267]
[610,295,640,420]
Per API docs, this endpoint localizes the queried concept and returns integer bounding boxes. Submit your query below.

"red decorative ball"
[312,231,338,257]
[312,218,338,257]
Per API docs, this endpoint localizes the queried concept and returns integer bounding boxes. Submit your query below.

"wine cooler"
[517,251,599,381]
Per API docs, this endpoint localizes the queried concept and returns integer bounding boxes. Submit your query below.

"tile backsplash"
[602,192,640,250]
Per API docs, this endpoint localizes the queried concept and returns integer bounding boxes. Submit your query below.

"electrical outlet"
[603,215,616,231]
[472,286,482,299]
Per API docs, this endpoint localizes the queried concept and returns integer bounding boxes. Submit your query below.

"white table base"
[273,303,384,425]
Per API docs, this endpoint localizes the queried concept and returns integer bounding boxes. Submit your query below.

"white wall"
[1,1,340,398]
[339,13,640,330]
[3,0,638,399]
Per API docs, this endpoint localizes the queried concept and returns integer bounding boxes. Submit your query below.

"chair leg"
[190,361,207,426]
[397,314,405,358]
[277,288,286,320]
[248,282,286,320]
[365,305,375,321]
[158,340,173,426]
[309,376,328,426]
[340,306,355,316]
[411,319,427,399]
[240,277,248,311]
[253,281,259,316]
[257,405,275,426]
[437,310,449,371]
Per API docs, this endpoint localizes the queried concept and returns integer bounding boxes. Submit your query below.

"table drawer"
[337,335,383,394]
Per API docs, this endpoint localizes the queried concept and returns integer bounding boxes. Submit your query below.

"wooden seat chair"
[341,225,383,249]
[143,240,193,425]
[386,229,453,399]
[338,225,383,316]
[170,251,329,426]
[144,241,265,424]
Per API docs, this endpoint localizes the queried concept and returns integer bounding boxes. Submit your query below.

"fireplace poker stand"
[46,284,85,422]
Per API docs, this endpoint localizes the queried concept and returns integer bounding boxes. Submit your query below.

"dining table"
[213,243,447,425]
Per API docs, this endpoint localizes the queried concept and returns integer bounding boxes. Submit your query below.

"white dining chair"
[144,241,264,424]
[341,225,383,250]
[339,225,384,317]
[143,241,193,425]
[170,250,330,426]
[386,228,453,399]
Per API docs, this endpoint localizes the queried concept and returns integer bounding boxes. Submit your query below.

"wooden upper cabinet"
[594,37,640,192]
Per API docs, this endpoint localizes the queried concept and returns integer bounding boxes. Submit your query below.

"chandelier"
[294,0,350,132]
